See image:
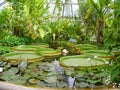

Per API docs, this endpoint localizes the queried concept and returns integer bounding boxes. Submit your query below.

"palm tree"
[86,0,112,44]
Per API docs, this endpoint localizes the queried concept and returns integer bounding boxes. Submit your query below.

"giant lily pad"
[2,52,44,65]
[60,55,108,68]
[13,45,36,51]
[36,48,61,60]
[12,44,49,52]
[85,50,113,58]
[77,44,98,50]
[37,48,61,56]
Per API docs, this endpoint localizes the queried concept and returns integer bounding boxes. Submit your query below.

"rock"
[88,72,95,77]
[57,81,68,88]
[37,81,46,87]
[46,83,56,87]
[70,38,77,43]
[67,76,76,88]
[89,84,97,88]
[77,82,89,88]
[0,67,3,72]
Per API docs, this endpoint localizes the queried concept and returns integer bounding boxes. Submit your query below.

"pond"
[0,44,119,90]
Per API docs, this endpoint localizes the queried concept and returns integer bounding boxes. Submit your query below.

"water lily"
[94,55,98,59]
[0,67,3,72]
[118,83,120,88]
[74,64,78,67]
[62,49,69,55]
[105,61,109,64]
[87,57,91,61]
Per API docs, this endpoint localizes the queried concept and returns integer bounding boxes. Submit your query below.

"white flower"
[74,64,78,67]
[0,67,3,72]
[87,57,91,61]
[94,55,98,59]
[62,49,69,55]
[105,61,109,64]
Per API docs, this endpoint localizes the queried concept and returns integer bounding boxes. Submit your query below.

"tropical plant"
[4,0,26,36]
[23,0,50,39]
[104,0,120,87]
[4,0,51,40]
[78,0,94,42]
[103,0,120,51]
[48,19,71,48]
[0,35,33,46]
[85,0,112,44]
[0,7,13,38]
[0,46,12,55]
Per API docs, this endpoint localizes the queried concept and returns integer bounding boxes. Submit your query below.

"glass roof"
[0,0,7,10]
[48,0,79,18]
[0,0,81,19]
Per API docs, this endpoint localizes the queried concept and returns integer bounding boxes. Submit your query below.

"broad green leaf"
[33,25,38,31]
[104,0,112,6]
[98,0,106,9]
[84,7,93,19]
[110,65,120,81]
[53,33,56,40]
[39,29,45,39]
[89,0,99,10]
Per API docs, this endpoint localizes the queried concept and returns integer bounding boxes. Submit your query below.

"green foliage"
[110,56,120,84]
[0,0,50,39]
[0,46,12,55]
[0,35,33,47]
[103,29,117,51]
[104,0,120,51]
[24,0,50,39]
[78,0,98,42]
[0,8,7,29]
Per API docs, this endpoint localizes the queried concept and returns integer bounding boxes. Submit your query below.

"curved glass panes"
[48,0,79,19]
[0,0,7,10]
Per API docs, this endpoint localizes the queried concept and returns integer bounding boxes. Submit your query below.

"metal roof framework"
[0,0,80,20]
[0,0,7,10]
[48,0,79,20]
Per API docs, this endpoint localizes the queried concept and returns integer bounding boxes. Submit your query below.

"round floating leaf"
[44,75,57,83]
[0,73,11,81]
[28,78,39,84]
[78,82,89,88]
[60,55,108,68]
[2,52,44,64]
[8,67,19,74]
[37,81,47,87]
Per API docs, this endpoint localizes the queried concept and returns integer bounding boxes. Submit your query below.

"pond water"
[0,44,119,90]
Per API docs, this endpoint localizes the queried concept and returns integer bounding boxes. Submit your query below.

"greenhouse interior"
[0,0,120,90]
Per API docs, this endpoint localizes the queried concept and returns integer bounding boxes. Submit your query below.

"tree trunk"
[97,19,104,45]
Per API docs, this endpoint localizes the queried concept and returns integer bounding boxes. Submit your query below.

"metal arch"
[0,0,7,7]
